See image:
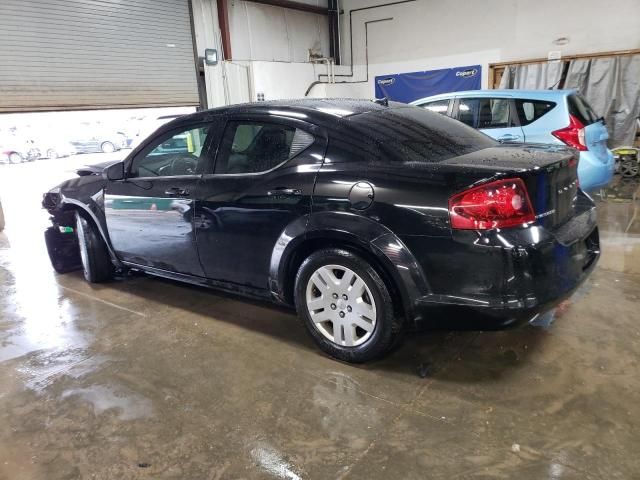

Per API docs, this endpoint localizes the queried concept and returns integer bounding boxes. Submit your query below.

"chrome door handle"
[268,188,302,196]
[498,134,520,142]
[164,187,190,197]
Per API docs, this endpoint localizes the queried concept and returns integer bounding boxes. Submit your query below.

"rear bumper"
[578,149,615,191]
[407,196,599,322]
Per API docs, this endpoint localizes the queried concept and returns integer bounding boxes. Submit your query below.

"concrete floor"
[1,157,639,479]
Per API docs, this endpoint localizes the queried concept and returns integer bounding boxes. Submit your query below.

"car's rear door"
[195,114,327,290]
[512,98,559,143]
[455,96,525,143]
[104,121,219,276]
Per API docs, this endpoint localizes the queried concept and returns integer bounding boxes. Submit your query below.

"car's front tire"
[75,212,114,283]
[8,152,22,164]
[295,248,401,363]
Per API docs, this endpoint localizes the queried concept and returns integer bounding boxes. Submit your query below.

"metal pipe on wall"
[217,0,233,60]
[328,0,341,65]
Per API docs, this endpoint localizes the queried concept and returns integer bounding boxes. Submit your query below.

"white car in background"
[33,137,77,160]
[129,114,184,149]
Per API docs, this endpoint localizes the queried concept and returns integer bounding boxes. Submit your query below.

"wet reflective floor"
[1,159,639,479]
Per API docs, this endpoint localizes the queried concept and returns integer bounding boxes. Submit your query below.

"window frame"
[208,115,318,177]
[417,98,453,117]
[125,122,216,180]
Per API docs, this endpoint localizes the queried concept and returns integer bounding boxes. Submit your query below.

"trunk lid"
[441,144,580,230]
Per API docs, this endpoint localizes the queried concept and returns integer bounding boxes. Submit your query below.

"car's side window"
[457,98,480,127]
[477,98,512,129]
[515,99,557,126]
[129,125,210,178]
[214,121,314,174]
[419,99,450,115]
[458,98,512,129]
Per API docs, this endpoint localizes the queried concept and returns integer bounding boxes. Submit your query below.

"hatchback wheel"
[101,141,116,153]
[295,248,401,363]
[75,212,114,282]
[620,159,639,178]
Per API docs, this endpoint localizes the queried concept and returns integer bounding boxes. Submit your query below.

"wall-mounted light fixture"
[204,48,218,65]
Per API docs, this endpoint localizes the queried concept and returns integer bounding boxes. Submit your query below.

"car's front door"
[195,115,327,290]
[105,123,217,276]
[455,97,524,143]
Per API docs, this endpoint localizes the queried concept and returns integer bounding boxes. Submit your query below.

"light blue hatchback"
[411,89,615,191]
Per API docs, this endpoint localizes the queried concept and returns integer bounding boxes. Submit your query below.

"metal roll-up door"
[0,0,200,112]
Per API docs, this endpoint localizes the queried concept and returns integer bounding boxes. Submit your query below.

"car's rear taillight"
[552,114,587,151]
[449,178,536,230]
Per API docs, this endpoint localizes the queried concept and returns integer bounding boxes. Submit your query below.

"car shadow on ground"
[71,270,551,382]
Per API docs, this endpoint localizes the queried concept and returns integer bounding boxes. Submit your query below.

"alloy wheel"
[305,264,377,347]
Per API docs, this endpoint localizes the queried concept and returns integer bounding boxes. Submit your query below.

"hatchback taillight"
[449,178,536,230]
[552,114,587,151]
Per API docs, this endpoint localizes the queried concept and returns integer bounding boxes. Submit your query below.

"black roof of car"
[173,99,407,126]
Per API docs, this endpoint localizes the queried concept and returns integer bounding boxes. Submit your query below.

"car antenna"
[373,97,389,107]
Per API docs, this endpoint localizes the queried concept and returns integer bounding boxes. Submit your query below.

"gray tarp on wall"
[564,55,640,147]
[499,62,563,90]
[499,55,640,147]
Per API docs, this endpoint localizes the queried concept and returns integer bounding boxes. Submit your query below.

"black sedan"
[42,99,599,362]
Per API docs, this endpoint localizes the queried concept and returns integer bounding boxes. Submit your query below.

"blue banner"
[374,65,482,103]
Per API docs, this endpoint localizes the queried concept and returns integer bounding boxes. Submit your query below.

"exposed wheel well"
[284,238,406,322]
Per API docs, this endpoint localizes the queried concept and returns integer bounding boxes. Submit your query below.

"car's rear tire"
[8,152,22,164]
[295,248,402,363]
[75,212,114,283]
[101,141,116,154]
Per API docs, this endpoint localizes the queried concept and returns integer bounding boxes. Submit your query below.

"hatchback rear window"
[515,99,556,126]
[568,94,599,126]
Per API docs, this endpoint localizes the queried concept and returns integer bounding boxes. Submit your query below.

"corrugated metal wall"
[0,0,200,112]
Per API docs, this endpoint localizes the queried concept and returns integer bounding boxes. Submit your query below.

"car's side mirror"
[103,161,125,181]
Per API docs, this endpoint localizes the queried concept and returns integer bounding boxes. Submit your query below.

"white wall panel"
[229,0,329,62]
[320,0,640,98]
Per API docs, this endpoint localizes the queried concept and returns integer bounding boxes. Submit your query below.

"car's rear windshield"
[568,94,600,126]
[348,106,496,163]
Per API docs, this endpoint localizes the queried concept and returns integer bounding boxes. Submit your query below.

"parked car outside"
[69,128,124,154]
[33,136,77,160]
[42,100,599,362]
[411,89,615,191]
[129,114,185,150]
[0,135,40,163]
